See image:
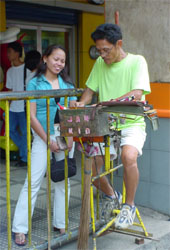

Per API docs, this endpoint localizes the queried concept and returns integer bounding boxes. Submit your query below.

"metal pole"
[27,100,32,246]
[5,100,11,250]
[46,98,51,250]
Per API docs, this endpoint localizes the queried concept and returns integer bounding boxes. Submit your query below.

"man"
[74,23,151,229]
[6,41,29,166]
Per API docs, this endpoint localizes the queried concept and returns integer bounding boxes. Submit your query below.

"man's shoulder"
[6,66,13,75]
[7,63,24,73]
[127,53,146,62]
[13,63,25,69]
[124,54,147,69]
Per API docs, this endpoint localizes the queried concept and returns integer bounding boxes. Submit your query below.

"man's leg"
[18,112,27,162]
[121,145,139,206]
[114,126,146,229]
[92,155,114,197]
[9,111,20,147]
[92,154,122,221]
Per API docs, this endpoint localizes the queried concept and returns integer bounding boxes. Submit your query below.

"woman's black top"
[54,97,60,124]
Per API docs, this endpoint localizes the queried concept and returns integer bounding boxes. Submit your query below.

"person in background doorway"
[24,49,41,85]
[12,44,77,246]
[6,41,30,167]
[73,23,151,230]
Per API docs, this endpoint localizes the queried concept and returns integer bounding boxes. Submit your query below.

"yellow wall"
[0,0,6,31]
[78,12,104,88]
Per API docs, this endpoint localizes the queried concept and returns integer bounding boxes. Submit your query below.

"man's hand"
[115,89,143,102]
[71,87,95,108]
[71,101,85,107]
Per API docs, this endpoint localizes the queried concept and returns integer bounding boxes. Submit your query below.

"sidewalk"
[0,149,170,250]
[59,206,170,250]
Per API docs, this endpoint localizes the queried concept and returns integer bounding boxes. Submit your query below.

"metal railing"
[0,88,83,250]
[0,89,154,250]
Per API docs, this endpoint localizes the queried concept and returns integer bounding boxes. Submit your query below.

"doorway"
[7,21,76,83]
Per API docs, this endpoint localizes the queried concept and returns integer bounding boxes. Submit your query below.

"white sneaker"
[114,204,136,229]
[101,191,122,222]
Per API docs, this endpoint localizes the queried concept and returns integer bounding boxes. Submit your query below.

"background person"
[6,41,30,166]
[74,23,151,230]
[24,49,41,85]
[12,44,77,246]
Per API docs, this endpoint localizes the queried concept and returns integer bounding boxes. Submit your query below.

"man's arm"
[73,87,95,107]
[115,89,143,101]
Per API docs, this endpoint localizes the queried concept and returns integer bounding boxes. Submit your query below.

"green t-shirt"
[86,53,151,130]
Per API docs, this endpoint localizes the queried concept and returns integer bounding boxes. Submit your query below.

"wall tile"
[150,183,170,215]
[144,119,152,150]
[135,181,150,207]
[138,149,150,182]
[150,150,170,185]
[150,118,170,151]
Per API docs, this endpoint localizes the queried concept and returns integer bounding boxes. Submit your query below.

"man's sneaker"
[101,191,122,222]
[15,160,27,167]
[103,191,122,207]
[114,204,136,229]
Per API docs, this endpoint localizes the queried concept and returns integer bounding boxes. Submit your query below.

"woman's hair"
[36,44,73,85]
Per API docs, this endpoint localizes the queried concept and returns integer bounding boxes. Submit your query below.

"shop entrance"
[7,22,76,83]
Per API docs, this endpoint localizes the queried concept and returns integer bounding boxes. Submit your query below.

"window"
[7,22,76,83]
[19,29,37,52]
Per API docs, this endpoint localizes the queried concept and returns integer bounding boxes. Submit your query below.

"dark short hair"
[91,23,122,45]
[7,41,23,57]
[25,50,41,71]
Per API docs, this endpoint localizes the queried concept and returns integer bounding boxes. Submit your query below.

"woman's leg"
[12,134,48,234]
[53,179,70,230]
[52,125,72,230]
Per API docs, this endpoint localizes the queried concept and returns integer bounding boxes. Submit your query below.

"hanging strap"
[24,65,27,91]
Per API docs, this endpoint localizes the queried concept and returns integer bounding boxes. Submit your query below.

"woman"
[12,45,77,246]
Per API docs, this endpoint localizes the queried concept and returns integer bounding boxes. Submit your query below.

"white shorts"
[93,126,146,159]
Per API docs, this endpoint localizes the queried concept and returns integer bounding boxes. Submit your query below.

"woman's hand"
[50,140,60,153]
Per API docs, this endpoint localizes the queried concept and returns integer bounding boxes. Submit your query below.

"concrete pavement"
[0,148,170,250]
[59,206,170,250]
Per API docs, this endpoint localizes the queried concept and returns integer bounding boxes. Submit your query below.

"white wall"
[105,0,170,82]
